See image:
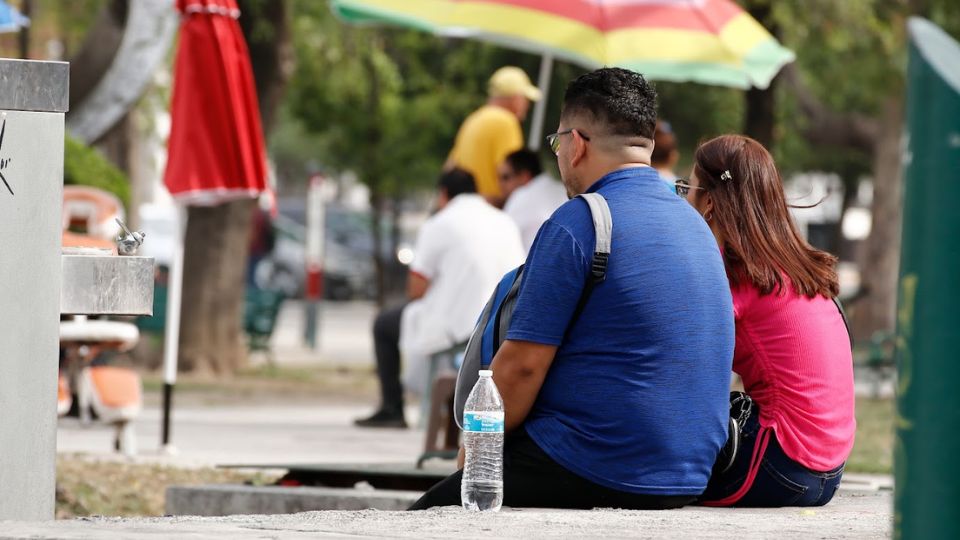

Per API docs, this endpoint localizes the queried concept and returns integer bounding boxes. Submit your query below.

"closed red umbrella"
[161,0,267,450]
[164,0,267,204]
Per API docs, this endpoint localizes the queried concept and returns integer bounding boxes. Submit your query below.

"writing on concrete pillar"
[0,113,12,196]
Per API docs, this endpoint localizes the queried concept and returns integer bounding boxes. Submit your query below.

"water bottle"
[461,369,504,512]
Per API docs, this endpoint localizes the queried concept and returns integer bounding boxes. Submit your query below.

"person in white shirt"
[499,149,569,253]
[653,120,680,185]
[356,168,525,428]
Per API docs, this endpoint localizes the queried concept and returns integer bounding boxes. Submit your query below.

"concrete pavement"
[269,300,377,367]
[58,299,420,466]
[45,298,895,537]
[1,491,892,539]
[58,402,426,467]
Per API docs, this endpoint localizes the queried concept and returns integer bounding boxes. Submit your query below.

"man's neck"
[487,97,515,116]
[579,163,650,192]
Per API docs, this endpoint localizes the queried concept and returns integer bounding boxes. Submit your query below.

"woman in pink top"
[678,135,856,507]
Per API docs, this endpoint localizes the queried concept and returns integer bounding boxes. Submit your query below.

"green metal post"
[895,18,960,540]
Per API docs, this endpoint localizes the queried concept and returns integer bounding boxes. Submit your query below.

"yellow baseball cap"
[488,66,542,101]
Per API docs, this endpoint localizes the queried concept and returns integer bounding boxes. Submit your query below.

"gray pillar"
[0,58,69,521]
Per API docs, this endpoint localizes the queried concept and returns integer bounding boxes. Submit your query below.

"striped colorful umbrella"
[0,1,29,34]
[330,0,795,90]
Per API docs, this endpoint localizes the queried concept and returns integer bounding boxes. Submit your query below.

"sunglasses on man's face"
[545,129,590,156]
[675,178,706,197]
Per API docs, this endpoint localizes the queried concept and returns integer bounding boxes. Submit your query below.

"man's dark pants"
[372,304,406,414]
[409,427,695,510]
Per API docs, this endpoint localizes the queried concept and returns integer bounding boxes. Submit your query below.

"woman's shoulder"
[733,275,837,317]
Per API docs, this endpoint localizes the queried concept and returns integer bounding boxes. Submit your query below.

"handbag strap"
[833,296,854,350]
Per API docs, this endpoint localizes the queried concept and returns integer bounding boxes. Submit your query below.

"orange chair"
[79,365,143,455]
[60,318,143,456]
[62,185,124,241]
[57,373,72,417]
[59,187,142,455]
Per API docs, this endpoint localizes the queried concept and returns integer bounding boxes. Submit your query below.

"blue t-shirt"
[507,166,734,496]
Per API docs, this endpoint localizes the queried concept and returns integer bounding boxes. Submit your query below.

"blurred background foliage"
[1,0,958,335]
[64,135,130,208]
[280,1,746,192]
[2,0,957,200]
[276,0,959,195]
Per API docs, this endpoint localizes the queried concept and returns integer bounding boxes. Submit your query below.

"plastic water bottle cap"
[478,369,493,377]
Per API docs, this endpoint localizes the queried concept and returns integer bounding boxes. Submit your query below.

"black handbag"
[714,391,754,474]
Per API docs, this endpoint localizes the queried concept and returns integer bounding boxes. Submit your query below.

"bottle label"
[462,411,505,433]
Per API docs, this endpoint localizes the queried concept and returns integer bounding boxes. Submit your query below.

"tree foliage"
[274,0,960,329]
[287,1,503,196]
[767,0,960,177]
[757,0,960,338]
[64,135,130,208]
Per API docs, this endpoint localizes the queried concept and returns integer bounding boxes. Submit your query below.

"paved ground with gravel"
[1,490,891,539]
[40,300,893,537]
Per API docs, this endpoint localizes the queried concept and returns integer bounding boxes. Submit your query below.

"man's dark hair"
[561,68,657,139]
[504,149,543,178]
[438,167,477,199]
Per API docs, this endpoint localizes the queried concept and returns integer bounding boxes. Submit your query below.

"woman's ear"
[698,192,715,221]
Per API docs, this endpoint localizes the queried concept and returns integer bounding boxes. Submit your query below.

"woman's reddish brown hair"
[693,135,839,298]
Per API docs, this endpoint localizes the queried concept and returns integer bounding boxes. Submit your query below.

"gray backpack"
[453,193,613,428]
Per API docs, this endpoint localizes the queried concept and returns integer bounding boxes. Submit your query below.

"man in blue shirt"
[411,68,734,510]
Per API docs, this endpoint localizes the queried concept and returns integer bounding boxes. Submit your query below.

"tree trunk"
[18,0,31,58]
[176,2,289,374]
[743,0,777,149]
[179,199,255,374]
[390,193,402,257]
[67,0,128,110]
[835,174,859,262]
[370,190,387,306]
[93,110,133,175]
[360,40,387,306]
[744,83,777,149]
[237,0,291,132]
[852,98,904,342]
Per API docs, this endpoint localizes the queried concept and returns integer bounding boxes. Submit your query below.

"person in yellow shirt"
[446,66,542,207]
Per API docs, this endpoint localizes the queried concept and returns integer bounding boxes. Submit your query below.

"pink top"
[731,280,856,471]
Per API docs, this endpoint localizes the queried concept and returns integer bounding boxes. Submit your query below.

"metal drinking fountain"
[0,58,154,520]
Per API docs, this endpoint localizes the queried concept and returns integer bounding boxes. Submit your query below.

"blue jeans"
[700,401,844,507]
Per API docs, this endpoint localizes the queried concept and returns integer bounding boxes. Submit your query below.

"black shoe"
[354,409,408,429]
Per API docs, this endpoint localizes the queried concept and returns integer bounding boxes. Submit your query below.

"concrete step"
[166,484,420,516]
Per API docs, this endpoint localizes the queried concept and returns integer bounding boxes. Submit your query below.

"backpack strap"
[486,266,524,368]
[566,193,612,332]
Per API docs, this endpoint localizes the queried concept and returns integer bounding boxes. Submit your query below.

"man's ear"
[436,187,450,209]
[570,129,589,167]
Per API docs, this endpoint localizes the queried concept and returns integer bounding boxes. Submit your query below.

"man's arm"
[490,339,558,432]
[407,271,429,300]
[458,339,556,468]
